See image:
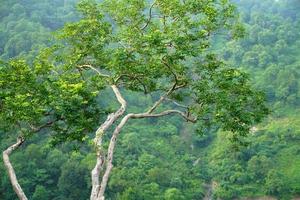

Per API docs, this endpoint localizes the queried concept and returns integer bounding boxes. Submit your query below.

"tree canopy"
[0,0,269,199]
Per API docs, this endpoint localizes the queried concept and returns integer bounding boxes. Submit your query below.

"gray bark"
[87,70,195,199]
[97,110,196,199]
[3,137,28,200]
[90,85,127,200]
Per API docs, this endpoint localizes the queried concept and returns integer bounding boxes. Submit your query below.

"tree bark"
[2,137,28,200]
[90,85,127,200]
[96,110,196,199]
[89,78,194,200]
[97,114,131,198]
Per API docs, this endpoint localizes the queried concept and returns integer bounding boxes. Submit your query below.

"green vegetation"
[0,0,299,200]
[202,0,300,199]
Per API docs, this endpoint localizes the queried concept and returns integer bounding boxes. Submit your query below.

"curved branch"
[165,98,189,109]
[77,65,110,78]
[3,137,28,200]
[4,118,63,200]
[97,109,196,198]
[90,84,127,200]
[141,0,156,31]
[114,74,148,94]
[147,82,177,114]
[161,56,179,83]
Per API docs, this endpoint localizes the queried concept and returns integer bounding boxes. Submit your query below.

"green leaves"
[192,54,269,140]
[0,52,105,142]
[1,0,268,143]
[0,59,46,126]
[52,0,242,95]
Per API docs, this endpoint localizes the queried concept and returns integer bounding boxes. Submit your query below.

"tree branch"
[77,65,110,78]
[81,63,128,200]
[97,108,196,199]
[132,109,197,122]
[28,117,62,133]
[4,117,62,200]
[3,137,28,200]
[114,74,148,94]
[165,98,189,109]
[161,56,179,84]
[147,82,177,114]
[90,84,127,200]
[141,0,156,31]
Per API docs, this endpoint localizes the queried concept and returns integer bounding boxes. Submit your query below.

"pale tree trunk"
[2,137,28,200]
[3,119,59,200]
[94,83,196,199]
[96,110,196,199]
[97,114,131,198]
[83,64,195,200]
[90,85,127,200]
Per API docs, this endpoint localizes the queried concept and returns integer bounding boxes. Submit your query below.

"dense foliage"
[204,0,300,199]
[0,0,299,200]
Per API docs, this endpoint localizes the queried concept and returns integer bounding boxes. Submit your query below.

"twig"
[147,82,177,114]
[77,65,110,78]
[165,98,189,109]
[141,0,156,30]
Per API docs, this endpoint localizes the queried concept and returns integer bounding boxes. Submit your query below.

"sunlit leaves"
[1,0,268,145]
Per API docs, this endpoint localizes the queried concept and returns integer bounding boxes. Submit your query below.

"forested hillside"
[0,0,299,200]
[205,0,300,199]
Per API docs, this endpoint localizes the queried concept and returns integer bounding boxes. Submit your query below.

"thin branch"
[165,98,189,109]
[132,109,197,122]
[147,82,177,114]
[115,74,148,94]
[161,56,179,85]
[141,0,156,30]
[77,65,110,78]
[97,108,197,198]
[28,118,61,133]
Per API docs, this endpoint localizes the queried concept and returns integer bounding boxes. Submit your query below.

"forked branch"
[97,109,196,199]
[90,84,127,200]
[147,81,186,114]
[79,64,128,200]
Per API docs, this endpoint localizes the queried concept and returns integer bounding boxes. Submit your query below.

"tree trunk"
[87,75,194,200]
[96,110,196,199]
[3,137,28,200]
[90,85,127,200]
[97,114,131,199]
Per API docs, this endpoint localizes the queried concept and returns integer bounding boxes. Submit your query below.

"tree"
[0,0,268,200]
[265,170,289,197]
[32,185,50,200]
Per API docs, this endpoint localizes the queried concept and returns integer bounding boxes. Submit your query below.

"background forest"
[0,0,299,199]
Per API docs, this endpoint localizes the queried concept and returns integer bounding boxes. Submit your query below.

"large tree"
[0,0,268,199]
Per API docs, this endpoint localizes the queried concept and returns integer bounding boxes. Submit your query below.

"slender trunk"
[96,110,196,199]
[2,137,28,200]
[97,114,131,199]
[90,81,194,200]
[90,85,127,200]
